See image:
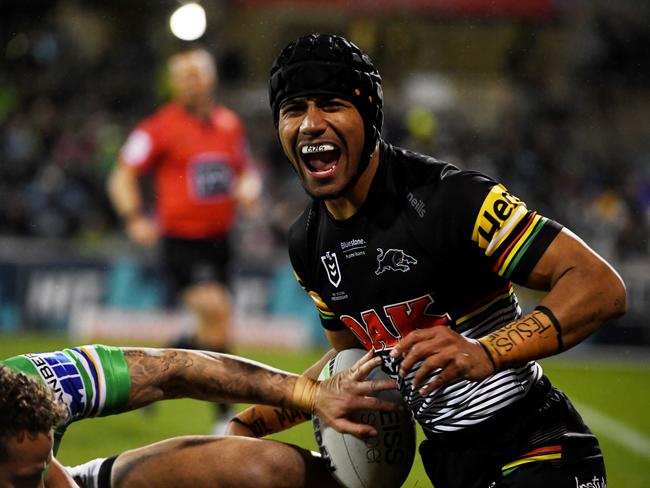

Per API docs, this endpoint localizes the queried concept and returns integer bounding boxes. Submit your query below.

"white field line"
[574,401,650,460]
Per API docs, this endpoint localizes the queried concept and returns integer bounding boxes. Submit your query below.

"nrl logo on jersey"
[321,251,342,287]
[375,248,418,275]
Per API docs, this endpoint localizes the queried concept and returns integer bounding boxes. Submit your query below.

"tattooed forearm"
[123,348,300,410]
[172,352,299,406]
[124,348,195,409]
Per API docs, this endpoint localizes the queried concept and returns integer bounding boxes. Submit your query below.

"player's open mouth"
[300,143,340,176]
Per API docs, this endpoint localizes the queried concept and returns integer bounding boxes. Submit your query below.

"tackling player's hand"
[314,351,399,437]
[390,326,495,396]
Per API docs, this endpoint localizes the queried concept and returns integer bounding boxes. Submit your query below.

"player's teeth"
[301,143,336,154]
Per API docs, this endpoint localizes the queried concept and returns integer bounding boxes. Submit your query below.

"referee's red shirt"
[120,102,248,238]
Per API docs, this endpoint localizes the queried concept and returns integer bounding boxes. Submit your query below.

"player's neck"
[181,97,214,120]
[324,149,380,221]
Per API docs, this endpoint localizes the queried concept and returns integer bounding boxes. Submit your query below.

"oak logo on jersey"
[375,248,418,275]
[471,184,528,256]
[321,251,342,288]
[340,293,451,351]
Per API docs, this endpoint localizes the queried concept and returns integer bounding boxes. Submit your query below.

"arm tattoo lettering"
[235,405,311,437]
[488,313,552,355]
[479,310,561,369]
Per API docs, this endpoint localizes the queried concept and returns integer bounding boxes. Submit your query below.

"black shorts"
[160,235,232,297]
[419,376,606,488]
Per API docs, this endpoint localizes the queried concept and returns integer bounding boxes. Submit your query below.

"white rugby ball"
[313,348,416,488]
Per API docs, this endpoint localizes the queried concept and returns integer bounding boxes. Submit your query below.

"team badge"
[321,251,342,288]
[375,248,417,275]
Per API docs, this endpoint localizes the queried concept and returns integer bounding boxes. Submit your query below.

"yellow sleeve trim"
[471,184,528,256]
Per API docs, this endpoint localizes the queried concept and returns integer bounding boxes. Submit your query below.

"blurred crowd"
[0,21,154,244]
[1,4,649,265]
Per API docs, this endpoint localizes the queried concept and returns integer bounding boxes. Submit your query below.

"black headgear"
[269,33,383,170]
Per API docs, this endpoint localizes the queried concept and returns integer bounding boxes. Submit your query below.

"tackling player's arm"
[125,347,396,436]
[124,347,319,410]
[392,228,626,393]
[226,344,393,438]
[225,350,335,437]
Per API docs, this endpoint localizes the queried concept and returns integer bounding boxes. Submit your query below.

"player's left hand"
[390,326,495,396]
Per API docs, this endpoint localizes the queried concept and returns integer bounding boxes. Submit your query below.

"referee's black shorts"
[419,376,606,488]
[160,235,232,297]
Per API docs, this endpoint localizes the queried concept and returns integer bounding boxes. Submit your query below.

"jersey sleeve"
[3,344,131,424]
[119,115,165,173]
[442,172,563,283]
[65,344,132,417]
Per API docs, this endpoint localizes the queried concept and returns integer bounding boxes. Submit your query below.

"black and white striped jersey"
[288,141,563,435]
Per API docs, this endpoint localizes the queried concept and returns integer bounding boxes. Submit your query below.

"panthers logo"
[375,248,418,275]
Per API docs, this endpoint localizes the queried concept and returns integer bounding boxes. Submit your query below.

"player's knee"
[246,443,308,488]
[184,284,231,317]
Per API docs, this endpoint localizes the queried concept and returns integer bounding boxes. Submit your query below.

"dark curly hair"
[0,364,68,462]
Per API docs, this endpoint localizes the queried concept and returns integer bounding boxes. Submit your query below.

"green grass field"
[2,334,649,487]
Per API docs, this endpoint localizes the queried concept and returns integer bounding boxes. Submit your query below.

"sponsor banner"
[0,259,163,332]
[18,262,106,332]
[0,257,317,347]
[70,307,312,348]
[0,263,20,331]
[69,307,193,344]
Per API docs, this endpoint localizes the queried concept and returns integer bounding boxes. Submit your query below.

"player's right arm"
[225,343,393,438]
[126,347,396,437]
[123,347,324,410]
[106,162,158,247]
[225,350,334,437]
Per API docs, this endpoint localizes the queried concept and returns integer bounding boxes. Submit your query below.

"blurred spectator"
[107,47,261,434]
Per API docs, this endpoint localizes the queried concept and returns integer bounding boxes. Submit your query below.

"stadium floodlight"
[169,2,207,41]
